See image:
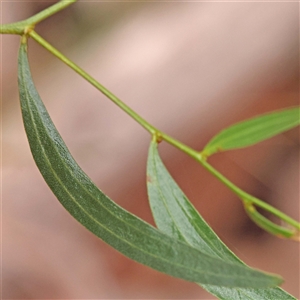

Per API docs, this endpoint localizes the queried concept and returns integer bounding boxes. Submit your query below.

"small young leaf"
[202,107,300,157]
[17,41,282,289]
[147,141,296,299]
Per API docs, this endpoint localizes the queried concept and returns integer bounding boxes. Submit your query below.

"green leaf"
[202,107,300,157]
[17,41,282,289]
[147,141,295,299]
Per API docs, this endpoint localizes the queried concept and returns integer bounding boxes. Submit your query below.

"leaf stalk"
[29,30,159,135]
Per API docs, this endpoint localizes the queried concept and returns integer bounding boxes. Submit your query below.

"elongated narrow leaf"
[17,42,282,288]
[147,141,295,299]
[203,107,300,157]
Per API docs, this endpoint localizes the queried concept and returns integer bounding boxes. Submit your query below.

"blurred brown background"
[1,1,299,299]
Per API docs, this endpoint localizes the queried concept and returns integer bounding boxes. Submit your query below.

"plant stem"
[1,0,77,35]
[29,30,158,135]
[29,31,203,160]
[28,30,299,237]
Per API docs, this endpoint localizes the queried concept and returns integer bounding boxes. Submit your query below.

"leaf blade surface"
[203,107,300,156]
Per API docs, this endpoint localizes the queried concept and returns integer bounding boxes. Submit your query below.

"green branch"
[29,31,203,161]
[29,30,158,135]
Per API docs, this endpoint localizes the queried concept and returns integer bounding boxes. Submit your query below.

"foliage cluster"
[2,1,299,299]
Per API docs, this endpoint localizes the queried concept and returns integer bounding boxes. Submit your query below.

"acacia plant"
[1,1,299,299]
